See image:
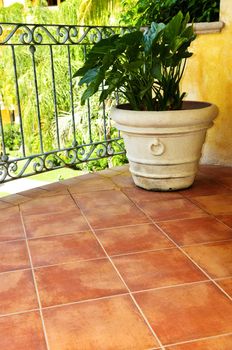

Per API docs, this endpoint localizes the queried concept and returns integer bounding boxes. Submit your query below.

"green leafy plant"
[74,12,196,111]
[3,124,21,151]
[121,0,220,27]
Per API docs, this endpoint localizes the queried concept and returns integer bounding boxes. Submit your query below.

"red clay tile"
[111,173,135,188]
[97,169,119,177]
[217,215,232,228]
[20,194,77,215]
[95,224,174,256]
[0,270,38,315]
[23,210,89,238]
[0,201,14,210]
[184,241,232,278]
[29,232,105,267]
[83,203,149,229]
[165,334,232,349]
[122,187,182,204]
[158,217,232,246]
[217,278,232,297]
[43,295,158,350]
[0,311,47,350]
[216,176,232,189]
[19,187,49,198]
[0,206,20,221]
[112,249,206,291]
[73,189,132,211]
[68,177,116,193]
[35,259,127,307]
[192,194,232,215]
[180,177,231,197]
[199,165,232,178]
[134,282,232,345]
[0,211,25,242]
[1,194,30,205]
[137,198,207,221]
[0,241,30,273]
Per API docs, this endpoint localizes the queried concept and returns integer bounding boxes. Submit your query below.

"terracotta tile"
[165,334,232,349]
[97,169,119,177]
[23,210,89,238]
[217,278,232,297]
[43,295,158,350]
[158,217,232,246]
[184,241,232,278]
[95,224,174,256]
[216,176,232,189]
[39,182,67,192]
[19,188,48,198]
[0,201,14,210]
[20,194,77,216]
[217,214,232,228]
[68,177,116,193]
[29,232,105,267]
[1,194,30,205]
[61,172,99,186]
[0,211,25,242]
[122,187,182,204]
[111,164,130,172]
[73,189,132,211]
[35,259,127,307]
[0,270,38,315]
[134,282,232,345]
[0,206,20,221]
[199,165,232,179]
[192,194,232,215]
[0,311,47,350]
[138,198,207,221]
[180,177,231,197]
[111,173,135,188]
[0,241,30,273]
[112,249,206,291]
[83,203,149,229]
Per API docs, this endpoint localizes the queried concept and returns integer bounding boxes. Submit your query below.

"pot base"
[129,160,197,191]
[132,173,194,191]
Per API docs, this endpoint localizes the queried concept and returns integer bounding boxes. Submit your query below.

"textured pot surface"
[111,101,218,191]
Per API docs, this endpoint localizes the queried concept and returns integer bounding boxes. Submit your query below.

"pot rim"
[115,101,212,112]
[110,100,218,129]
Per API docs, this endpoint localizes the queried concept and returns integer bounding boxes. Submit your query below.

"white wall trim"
[193,21,225,34]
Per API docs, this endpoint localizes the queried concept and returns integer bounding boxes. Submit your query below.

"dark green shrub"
[121,0,220,26]
[3,124,21,151]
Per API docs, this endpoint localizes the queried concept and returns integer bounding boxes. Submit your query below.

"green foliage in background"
[0,0,127,172]
[3,124,21,151]
[121,0,220,26]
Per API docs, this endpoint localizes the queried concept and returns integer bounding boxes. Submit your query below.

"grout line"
[125,193,232,303]
[177,237,232,248]
[109,246,176,258]
[214,276,232,282]
[132,279,211,295]
[165,331,232,348]
[19,210,51,350]
[42,292,130,311]
[0,308,39,319]
[0,237,26,245]
[0,267,31,277]
[33,256,107,270]
[68,189,165,350]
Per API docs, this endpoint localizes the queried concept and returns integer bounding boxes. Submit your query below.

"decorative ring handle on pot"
[150,138,165,156]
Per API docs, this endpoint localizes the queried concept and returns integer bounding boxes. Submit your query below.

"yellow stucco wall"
[182,0,232,165]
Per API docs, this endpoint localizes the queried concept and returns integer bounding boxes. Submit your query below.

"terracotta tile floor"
[0,164,232,349]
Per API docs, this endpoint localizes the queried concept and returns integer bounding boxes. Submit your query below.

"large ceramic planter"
[111,101,218,191]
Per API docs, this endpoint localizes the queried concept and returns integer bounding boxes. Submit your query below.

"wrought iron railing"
[0,23,130,183]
